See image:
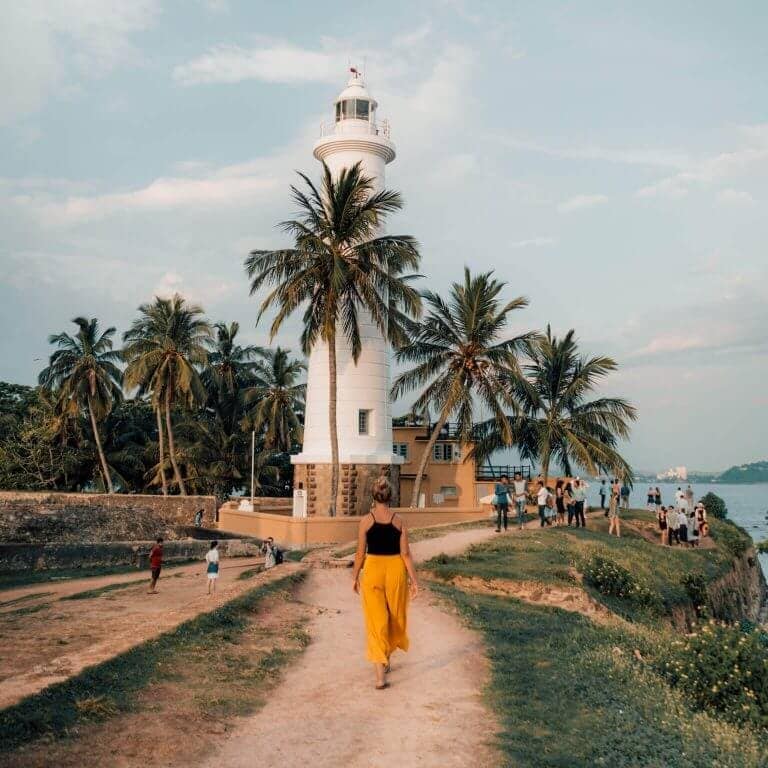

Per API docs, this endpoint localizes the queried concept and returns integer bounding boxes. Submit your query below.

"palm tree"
[202,321,264,433]
[245,161,421,515]
[122,295,212,496]
[474,326,637,484]
[39,317,123,493]
[243,347,306,452]
[392,269,535,507]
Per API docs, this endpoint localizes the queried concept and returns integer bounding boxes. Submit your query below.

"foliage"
[657,619,768,731]
[701,491,728,520]
[710,519,751,559]
[392,267,535,505]
[681,570,709,616]
[581,553,659,609]
[474,325,636,482]
[718,460,768,484]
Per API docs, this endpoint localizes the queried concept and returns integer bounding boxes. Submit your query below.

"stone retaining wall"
[0,492,217,544]
[0,537,262,573]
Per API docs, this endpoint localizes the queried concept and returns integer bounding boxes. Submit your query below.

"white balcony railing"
[319,119,391,139]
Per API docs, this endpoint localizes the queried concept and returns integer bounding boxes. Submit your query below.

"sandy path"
[0,557,291,709]
[199,527,500,768]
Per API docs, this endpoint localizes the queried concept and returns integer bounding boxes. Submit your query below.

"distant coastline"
[634,460,768,485]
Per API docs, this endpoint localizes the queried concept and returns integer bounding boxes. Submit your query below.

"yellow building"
[392,422,532,507]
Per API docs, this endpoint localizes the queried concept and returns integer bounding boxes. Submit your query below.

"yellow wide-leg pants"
[361,554,409,664]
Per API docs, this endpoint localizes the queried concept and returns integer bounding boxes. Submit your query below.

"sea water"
[588,481,768,576]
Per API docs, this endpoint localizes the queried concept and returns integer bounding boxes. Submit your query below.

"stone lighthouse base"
[293,462,401,516]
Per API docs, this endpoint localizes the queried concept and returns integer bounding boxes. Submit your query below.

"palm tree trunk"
[410,411,450,508]
[155,404,168,496]
[87,395,114,494]
[541,445,551,487]
[327,337,340,517]
[165,390,187,496]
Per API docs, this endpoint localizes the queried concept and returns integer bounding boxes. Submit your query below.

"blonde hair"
[372,476,393,504]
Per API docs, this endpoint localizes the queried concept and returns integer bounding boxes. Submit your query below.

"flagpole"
[250,429,255,510]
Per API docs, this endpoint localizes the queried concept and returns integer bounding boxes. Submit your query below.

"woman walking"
[657,507,669,546]
[352,477,419,690]
[564,482,575,526]
[608,481,621,537]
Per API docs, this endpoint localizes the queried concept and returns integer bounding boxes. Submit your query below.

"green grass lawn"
[426,511,749,622]
[440,585,766,767]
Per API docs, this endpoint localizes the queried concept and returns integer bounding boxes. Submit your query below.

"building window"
[440,485,458,498]
[432,443,454,462]
[358,409,371,435]
[335,102,342,122]
[355,99,370,120]
[392,443,408,460]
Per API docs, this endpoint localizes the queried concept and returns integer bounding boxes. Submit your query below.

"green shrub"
[657,619,768,730]
[681,571,708,616]
[711,520,751,559]
[701,492,727,520]
[581,553,658,609]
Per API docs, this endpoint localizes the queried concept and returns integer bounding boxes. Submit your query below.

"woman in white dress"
[205,540,220,595]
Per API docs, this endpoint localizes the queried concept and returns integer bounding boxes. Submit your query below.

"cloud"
[173,42,340,86]
[557,194,608,213]
[0,1,158,126]
[718,188,755,206]
[636,124,768,201]
[508,237,557,249]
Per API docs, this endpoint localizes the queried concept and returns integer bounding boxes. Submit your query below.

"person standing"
[675,487,685,511]
[608,485,621,537]
[494,474,511,532]
[555,479,566,527]
[512,472,528,529]
[646,487,656,512]
[205,540,220,595]
[599,479,608,513]
[562,482,574,525]
[668,506,680,545]
[536,481,549,528]
[572,479,587,528]
[148,537,163,594]
[657,506,669,545]
[620,480,631,511]
[262,537,277,569]
[677,508,688,545]
[654,487,662,510]
[685,484,695,513]
[696,503,709,537]
[352,477,419,690]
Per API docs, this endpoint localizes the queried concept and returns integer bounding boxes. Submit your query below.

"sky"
[1,1,767,473]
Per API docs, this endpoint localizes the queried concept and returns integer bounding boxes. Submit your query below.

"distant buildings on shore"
[657,466,688,481]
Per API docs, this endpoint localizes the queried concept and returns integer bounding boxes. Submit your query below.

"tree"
[243,347,306,452]
[245,161,421,515]
[202,321,264,434]
[701,492,727,520]
[475,326,637,484]
[122,295,212,496]
[392,268,535,507]
[38,318,123,493]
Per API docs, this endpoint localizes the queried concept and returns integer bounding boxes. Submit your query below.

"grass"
[0,571,306,754]
[0,558,198,591]
[0,591,53,608]
[438,584,767,767]
[237,566,264,580]
[61,580,143,601]
[425,511,748,623]
[285,548,311,562]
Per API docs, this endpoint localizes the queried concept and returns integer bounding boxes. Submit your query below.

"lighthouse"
[291,70,403,516]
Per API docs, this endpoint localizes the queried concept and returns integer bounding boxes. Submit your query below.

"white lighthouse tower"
[291,70,403,516]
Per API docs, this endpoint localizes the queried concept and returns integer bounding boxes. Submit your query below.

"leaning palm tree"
[122,295,212,496]
[392,269,535,507]
[245,161,421,515]
[202,321,264,433]
[39,317,123,493]
[474,326,637,484]
[243,347,306,452]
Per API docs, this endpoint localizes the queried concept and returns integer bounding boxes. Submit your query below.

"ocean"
[587,481,768,575]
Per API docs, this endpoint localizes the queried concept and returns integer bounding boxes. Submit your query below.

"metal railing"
[475,464,533,481]
[319,119,391,138]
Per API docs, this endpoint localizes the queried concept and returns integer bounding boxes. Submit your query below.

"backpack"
[274,547,284,565]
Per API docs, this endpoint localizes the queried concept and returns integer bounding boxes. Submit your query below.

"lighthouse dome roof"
[335,72,378,108]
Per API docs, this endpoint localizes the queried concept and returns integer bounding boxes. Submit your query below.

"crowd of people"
[653,485,709,547]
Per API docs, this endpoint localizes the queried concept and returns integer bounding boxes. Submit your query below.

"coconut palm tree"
[245,161,421,515]
[122,295,212,496]
[39,317,123,493]
[474,326,637,484]
[202,321,264,433]
[392,269,535,507]
[243,347,306,452]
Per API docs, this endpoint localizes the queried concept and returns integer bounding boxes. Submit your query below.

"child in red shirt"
[148,537,164,594]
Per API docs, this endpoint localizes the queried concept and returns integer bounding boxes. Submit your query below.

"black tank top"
[366,513,402,555]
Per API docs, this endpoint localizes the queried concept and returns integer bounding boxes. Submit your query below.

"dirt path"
[198,527,500,768]
[0,556,288,709]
